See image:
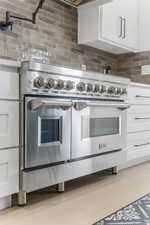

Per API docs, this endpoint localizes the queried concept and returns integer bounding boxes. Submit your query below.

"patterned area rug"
[93,193,150,225]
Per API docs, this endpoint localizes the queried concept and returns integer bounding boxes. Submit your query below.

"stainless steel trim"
[112,166,118,174]
[74,101,130,111]
[21,62,130,85]
[57,182,65,192]
[18,191,27,206]
[22,150,125,193]
[21,90,127,101]
[86,102,130,109]
[134,143,150,148]
[29,99,73,111]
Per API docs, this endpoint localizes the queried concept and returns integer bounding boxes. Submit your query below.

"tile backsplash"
[117,51,150,84]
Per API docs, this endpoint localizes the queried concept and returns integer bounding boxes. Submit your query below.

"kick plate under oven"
[71,101,128,159]
[24,97,72,169]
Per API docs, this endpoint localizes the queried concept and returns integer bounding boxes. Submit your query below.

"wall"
[117,51,150,84]
[0,0,118,73]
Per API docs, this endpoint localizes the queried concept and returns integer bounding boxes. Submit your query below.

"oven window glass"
[40,118,62,144]
[82,117,119,139]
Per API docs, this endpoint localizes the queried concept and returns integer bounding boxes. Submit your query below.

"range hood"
[59,0,113,7]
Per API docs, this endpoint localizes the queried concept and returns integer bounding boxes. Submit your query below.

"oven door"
[24,97,72,169]
[71,101,129,159]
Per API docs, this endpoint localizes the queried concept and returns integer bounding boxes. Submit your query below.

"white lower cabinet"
[127,113,150,133]
[0,70,19,100]
[126,83,150,167]
[128,84,150,104]
[128,104,150,114]
[0,60,20,209]
[127,132,150,161]
[0,101,19,149]
[0,148,19,198]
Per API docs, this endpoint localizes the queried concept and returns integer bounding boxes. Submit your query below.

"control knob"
[76,82,86,92]
[115,87,122,95]
[44,78,55,89]
[99,85,107,94]
[33,77,44,88]
[121,88,127,95]
[107,86,116,94]
[54,79,64,90]
[64,81,74,90]
[86,83,93,92]
[93,84,100,93]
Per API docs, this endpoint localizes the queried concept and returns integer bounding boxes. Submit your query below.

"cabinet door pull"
[134,143,150,148]
[135,117,150,120]
[122,18,126,39]
[118,16,122,38]
[124,18,126,38]
[136,95,150,99]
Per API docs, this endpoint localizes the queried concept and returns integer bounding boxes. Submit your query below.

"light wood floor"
[0,162,150,225]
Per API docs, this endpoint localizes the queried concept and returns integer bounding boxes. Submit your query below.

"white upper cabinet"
[101,0,122,45]
[120,0,139,50]
[139,0,150,51]
[78,0,139,54]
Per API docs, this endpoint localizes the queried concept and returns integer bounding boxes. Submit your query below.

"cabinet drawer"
[127,132,150,160]
[127,148,150,161]
[0,101,19,149]
[0,71,19,100]
[127,113,150,133]
[0,148,19,198]
[127,131,150,148]
[128,86,150,104]
[128,105,150,114]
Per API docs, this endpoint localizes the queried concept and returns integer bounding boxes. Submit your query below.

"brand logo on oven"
[99,144,107,149]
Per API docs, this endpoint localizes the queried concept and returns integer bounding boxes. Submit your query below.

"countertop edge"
[131,82,150,89]
[0,59,21,68]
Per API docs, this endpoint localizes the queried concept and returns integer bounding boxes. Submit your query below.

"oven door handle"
[29,99,73,111]
[74,101,130,111]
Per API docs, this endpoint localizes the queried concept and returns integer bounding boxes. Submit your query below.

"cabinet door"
[101,0,139,50]
[0,71,19,100]
[101,0,122,44]
[120,0,139,50]
[127,132,150,161]
[0,148,19,198]
[0,101,19,149]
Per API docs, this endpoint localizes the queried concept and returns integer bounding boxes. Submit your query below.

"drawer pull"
[134,142,150,148]
[136,95,150,99]
[135,117,150,120]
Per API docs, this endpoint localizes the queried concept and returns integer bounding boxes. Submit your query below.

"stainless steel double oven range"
[19,61,130,205]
